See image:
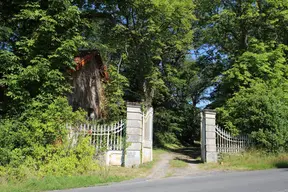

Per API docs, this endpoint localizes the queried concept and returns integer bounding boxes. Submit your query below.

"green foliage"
[77,0,199,146]
[216,43,288,152]
[0,97,86,166]
[201,150,288,171]
[0,0,93,180]
[195,0,288,105]
[84,0,195,104]
[154,107,182,146]
[103,65,128,122]
[195,0,288,152]
[153,60,205,146]
[2,0,288,183]
[38,137,98,177]
[217,42,288,102]
[0,0,85,116]
[218,82,288,152]
[0,135,98,182]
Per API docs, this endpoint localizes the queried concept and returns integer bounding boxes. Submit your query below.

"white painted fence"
[216,126,251,153]
[67,120,126,153]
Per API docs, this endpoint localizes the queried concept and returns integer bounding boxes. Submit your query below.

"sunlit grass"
[0,149,166,192]
[200,150,288,171]
[169,159,188,168]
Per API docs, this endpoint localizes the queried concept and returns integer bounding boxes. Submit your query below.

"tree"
[0,1,85,115]
[78,0,195,104]
[76,0,198,145]
[195,0,288,107]
[0,0,86,165]
[217,81,288,152]
[195,0,288,151]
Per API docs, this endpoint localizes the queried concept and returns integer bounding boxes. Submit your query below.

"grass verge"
[200,151,288,171]
[0,149,166,192]
[169,159,188,168]
[0,174,128,192]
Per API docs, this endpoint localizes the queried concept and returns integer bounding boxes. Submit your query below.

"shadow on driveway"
[163,144,202,165]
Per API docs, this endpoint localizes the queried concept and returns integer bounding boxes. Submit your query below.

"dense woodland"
[0,0,288,178]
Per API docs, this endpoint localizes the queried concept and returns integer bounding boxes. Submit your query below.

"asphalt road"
[59,169,288,192]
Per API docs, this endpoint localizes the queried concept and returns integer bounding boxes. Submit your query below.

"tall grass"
[0,174,128,192]
[0,149,165,192]
[201,150,288,171]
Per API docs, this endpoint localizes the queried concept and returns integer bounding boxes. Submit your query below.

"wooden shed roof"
[73,49,104,72]
[72,49,109,81]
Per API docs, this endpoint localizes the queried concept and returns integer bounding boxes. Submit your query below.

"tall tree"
[195,0,288,151]
[76,0,198,145]
[0,0,86,165]
[77,0,195,105]
[195,0,288,107]
[0,0,85,115]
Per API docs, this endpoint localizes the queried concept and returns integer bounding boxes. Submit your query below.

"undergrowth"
[200,150,288,171]
[0,149,165,192]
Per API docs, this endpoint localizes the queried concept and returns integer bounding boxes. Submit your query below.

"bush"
[38,137,99,177]
[0,97,86,166]
[0,97,101,182]
[217,82,288,152]
[0,137,99,183]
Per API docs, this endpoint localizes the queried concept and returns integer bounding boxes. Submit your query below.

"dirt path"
[147,147,203,179]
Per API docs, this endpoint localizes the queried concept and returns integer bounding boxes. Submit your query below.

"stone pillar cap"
[203,109,216,113]
[127,102,141,106]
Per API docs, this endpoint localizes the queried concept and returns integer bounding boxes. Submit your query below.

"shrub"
[38,137,99,177]
[217,82,288,152]
[0,136,99,183]
[0,97,86,167]
[0,97,100,182]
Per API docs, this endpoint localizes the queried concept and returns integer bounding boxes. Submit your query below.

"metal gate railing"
[67,120,126,152]
[216,126,251,153]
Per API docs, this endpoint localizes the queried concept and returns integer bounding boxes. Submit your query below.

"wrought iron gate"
[216,126,251,153]
[67,120,126,153]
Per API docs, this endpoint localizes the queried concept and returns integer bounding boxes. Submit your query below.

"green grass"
[163,143,183,150]
[169,159,188,168]
[200,151,288,171]
[0,149,166,192]
[0,174,128,192]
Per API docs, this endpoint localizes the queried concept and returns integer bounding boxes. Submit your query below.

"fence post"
[124,103,143,167]
[202,109,218,163]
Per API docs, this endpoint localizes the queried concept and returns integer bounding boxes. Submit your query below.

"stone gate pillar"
[202,109,217,163]
[124,103,143,167]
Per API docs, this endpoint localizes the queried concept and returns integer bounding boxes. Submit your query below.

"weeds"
[200,150,288,171]
[0,149,165,192]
